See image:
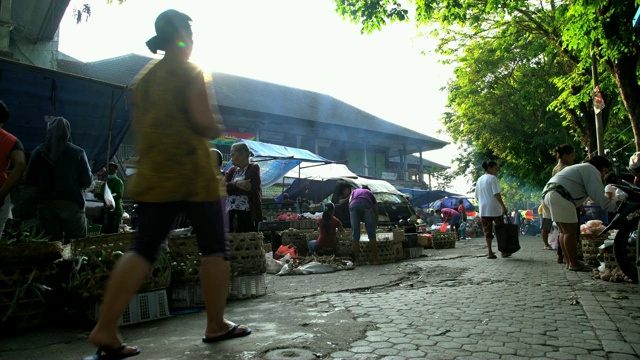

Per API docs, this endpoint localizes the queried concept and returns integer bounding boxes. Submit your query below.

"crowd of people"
[3,8,632,359]
[471,143,621,273]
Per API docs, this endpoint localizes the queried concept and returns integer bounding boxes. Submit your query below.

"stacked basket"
[0,261,59,331]
[70,233,171,326]
[169,232,267,307]
[281,229,313,257]
[68,233,171,299]
[358,232,403,264]
[580,233,608,266]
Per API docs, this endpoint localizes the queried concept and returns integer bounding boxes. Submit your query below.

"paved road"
[2,234,640,359]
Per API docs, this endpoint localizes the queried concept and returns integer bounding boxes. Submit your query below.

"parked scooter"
[520,218,541,236]
[599,181,640,283]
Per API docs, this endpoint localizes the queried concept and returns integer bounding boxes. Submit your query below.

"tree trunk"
[608,55,640,152]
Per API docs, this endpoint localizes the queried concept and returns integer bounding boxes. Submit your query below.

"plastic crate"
[403,233,418,248]
[403,247,423,259]
[170,283,206,309]
[580,206,608,225]
[228,274,267,300]
[87,224,102,236]
[90,289,170,326]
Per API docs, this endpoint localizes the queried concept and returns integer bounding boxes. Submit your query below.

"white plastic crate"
[228,274,267,300]
[90,289,170,325]
[171,283,206,309]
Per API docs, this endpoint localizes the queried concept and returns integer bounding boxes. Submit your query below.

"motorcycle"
[520,218,541,236]
[599,181,640,283]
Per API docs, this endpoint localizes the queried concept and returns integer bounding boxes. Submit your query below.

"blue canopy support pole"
[418,146,424,184]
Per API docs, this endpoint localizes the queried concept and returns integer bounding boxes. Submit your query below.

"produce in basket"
[580,220,606,235]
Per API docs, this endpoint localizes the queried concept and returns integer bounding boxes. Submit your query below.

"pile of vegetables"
[0,220,49,244]
[592,267,634,283]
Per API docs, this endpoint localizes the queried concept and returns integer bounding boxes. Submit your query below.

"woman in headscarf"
[224,142,263,232]
[85,9,250,359]
[25,117,92,243]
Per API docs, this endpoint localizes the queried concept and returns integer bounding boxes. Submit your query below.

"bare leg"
[88,252,150,353]
[485,237,495,258]
[557,222,580,268]
[200,256,249,338]
[541,228,550,248]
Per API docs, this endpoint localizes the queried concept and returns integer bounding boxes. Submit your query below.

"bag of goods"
[580,219,606,235]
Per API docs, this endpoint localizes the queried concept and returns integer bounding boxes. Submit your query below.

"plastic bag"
[274,244,298,260]
[265,252,284,274]
[439,222,449,232]
[103,183,115,210]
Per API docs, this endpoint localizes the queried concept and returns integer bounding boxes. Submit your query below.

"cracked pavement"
[2,235,640,359]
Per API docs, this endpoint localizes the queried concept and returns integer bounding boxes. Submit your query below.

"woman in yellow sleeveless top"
[85,10,250,360]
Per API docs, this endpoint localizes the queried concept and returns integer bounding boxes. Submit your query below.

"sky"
[58,0,469,193]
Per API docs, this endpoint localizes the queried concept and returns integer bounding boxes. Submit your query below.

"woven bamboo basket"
[358,239,402,265]
[580,233,608,266]
[0,263,58,330]
[0,242,63,266]
[431,232,456,249]
[68,233,171,298]
[228,232,266,277]
[169,232,266,284]
[281,230,312,256]
[337,229,354,258]
[599,245,636,270]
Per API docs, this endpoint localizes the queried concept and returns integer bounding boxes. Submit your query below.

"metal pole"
[591,50,604,156]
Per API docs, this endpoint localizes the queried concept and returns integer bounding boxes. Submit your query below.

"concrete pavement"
[2,234,640,359]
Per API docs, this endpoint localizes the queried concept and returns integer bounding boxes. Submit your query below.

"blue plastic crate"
[580,205,608,225]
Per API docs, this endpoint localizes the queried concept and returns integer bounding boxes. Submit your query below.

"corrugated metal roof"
[57,53,448,152]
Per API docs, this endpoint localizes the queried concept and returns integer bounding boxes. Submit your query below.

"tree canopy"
[334,0,640,207]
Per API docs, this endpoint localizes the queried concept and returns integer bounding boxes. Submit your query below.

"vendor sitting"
[309,202,344,256]
[280,193,296,211]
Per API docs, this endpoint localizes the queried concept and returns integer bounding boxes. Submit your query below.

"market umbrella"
[424,196,475,212]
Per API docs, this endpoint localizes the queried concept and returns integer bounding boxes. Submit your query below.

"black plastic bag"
[495,217,521,254]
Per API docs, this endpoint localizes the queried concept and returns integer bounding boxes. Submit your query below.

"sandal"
[487,254,497,259]
[568,265,591,272]
[82,343,140,360]
[203,324,252,343]
[543,245,552,250]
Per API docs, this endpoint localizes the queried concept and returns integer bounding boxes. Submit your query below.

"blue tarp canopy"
[398,189,460,208]
[220,139,333,187]
[0,58,130,172]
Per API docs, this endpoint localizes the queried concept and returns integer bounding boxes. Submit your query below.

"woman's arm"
[187,72,223,139]
[494,193,508,215]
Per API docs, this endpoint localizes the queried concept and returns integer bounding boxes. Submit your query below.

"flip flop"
[568,265,591,272]
[202,324,252,343]
[82,343,140,360]
[487,254,497,259]
[543,246,552,250]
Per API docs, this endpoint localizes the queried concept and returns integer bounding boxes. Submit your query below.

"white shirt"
[475,173,503,217]
[544,163,616,212]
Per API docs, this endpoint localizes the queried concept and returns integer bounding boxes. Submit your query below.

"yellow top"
[127,57,223,202]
